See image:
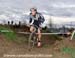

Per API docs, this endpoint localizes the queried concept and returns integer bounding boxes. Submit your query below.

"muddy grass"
[0,34,75,58]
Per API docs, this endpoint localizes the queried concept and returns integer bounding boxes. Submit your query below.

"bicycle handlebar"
[28,24,40,33]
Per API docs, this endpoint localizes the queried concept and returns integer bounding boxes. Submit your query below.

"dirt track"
[0,34,75,58]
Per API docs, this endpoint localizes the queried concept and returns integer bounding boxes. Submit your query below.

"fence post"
[70,30,75,40]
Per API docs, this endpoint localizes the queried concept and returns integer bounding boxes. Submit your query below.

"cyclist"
[29,7,45,47]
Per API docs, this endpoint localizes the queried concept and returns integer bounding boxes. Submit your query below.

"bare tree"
[49,17,53,29]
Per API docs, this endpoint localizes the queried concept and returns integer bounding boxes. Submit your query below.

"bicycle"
[28,25,39,51]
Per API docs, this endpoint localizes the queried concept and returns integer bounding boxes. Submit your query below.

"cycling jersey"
[29,12,45,27]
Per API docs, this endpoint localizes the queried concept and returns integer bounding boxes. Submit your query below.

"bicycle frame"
[28,25,39,51]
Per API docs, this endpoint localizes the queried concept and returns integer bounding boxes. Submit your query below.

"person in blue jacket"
[29,7,45,47]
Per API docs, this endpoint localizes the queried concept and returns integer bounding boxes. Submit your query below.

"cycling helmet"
[30,7,37,12]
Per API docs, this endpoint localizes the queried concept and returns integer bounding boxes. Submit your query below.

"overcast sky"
[0,0,75,17]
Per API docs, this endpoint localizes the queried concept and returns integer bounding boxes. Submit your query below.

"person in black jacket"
[29,7,45,47]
